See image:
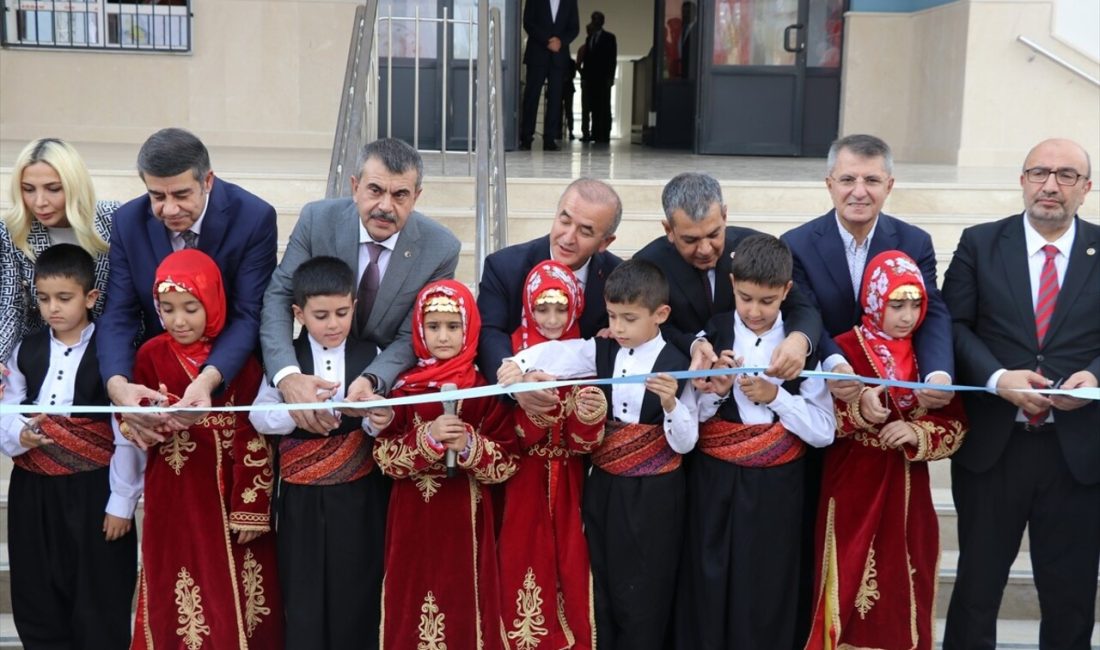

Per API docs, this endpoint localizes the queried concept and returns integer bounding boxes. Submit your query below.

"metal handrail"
[475,3,508,285]
[327,0,380,199]
[1017,35,1100,87]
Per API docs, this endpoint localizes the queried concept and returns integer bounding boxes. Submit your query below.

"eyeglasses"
[830,175,887,189]
[1024,167,1088,186]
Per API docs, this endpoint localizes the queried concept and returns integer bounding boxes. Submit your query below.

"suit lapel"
[145,212,173,262]
[198,180,228,257]
[369,211,422,329]
[867,213,899,260]
[999,217,1038,345]
[714,246,734,313]
[813,213,857,318]
[338,203,361,278]
[1043,217,1099,345]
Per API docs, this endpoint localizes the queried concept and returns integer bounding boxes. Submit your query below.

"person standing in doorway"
[520,0,580,151]
[580,11,617,144]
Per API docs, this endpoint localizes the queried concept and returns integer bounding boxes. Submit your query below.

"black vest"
[706,311,817,424]
[594,337,690,425]
[288,332,378,439]
[18,328,109,420]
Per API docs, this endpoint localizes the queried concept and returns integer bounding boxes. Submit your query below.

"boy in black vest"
[498,259,698,650]
[677,233,835,650]
[249,256,387,650]
[0,243,139,648]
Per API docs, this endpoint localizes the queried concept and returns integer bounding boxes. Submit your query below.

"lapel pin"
[1088,247,1096,256]
[404,250,412,258]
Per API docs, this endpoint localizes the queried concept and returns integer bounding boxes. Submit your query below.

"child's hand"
[574,387,607,420]
[103,514,132,541]
[879,420,918,449]
[645,373,679,413]
[366,397,394,432]
[236,530,263,545]
[19,415,51,449]
[497,361,524,386]
[707,350,740,396]
[430,414,469,451]
[737,372,778,405]
[860,385,889,424]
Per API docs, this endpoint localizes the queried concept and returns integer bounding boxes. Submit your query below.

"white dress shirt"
[507,332,700,453]
[550,246,590,290]
[697,314,834,448]
[169,194,210,251]
[0,323,146,518]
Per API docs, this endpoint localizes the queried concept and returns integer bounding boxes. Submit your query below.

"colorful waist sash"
[591,421,681,477]
[13,416,114,475]
[279,430,374,485]
[698,419,806,467]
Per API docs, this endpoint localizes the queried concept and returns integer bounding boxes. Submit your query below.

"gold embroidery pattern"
[174,567,210,649]
[908,419,966,461]
[202,411,235,451]
[240,549,270,637]
[470,436,518,485]
[415,474,442,503]
[373,435,418,478]
[246,438,264,453]
[508,567,549,649]
[161,431,197,475]
[241,470,274,505]
[855,540,881,619]
[417,591,447,650]
[569,386,608,426]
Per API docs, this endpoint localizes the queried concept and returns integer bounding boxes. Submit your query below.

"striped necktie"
[1028,244,1060,425]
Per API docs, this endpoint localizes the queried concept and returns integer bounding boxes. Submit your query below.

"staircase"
[1,148,1098,648]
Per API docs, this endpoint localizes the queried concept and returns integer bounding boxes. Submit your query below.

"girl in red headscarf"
[804,251,967,650]
[496,260,606,650]
[127,249,282,649]
[370,279,519,650]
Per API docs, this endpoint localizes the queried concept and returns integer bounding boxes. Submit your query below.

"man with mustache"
[260,137,460,433]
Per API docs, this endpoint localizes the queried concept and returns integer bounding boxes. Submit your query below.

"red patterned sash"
[591,421,681,477]
[279,430,375,485]
[13,416,114,475]
[698,419,806,467]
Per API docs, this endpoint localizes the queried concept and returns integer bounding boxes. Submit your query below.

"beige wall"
[841,0,1100,165]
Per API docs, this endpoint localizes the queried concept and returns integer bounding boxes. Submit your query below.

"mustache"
[369,209,397,223]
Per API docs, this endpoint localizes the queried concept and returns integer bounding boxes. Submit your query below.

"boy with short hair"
[0,243,140,648]
[249,255,387,650]
[676,233,834,650]
[498,258,698,650]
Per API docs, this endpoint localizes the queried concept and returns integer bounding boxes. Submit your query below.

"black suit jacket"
[580,29,617,83]
[522,0,579,69]
[782,210,953,377]
[633,226,823,354]
[943,214,1100,484]
[476,235,622,384]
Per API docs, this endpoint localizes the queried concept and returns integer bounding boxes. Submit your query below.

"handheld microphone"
[440,383,458,478]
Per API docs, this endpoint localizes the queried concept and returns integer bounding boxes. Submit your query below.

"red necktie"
[1029,244,1060,425]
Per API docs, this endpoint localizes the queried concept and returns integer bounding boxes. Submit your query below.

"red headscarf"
[153,249,226,376]
[511,260,585,352]
[394,279,481,393]
[858,250,928,410]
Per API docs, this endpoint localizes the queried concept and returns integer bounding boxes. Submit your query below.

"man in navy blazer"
[520,0,579,151]
[781,134,954,402]
[98,128,277,442]
[477,178,621,411]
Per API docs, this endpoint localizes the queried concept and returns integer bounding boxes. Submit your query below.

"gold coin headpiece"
[423,295,460,313]
[156,279,189,294]
[888,284,922,301]
[535,289,568,305]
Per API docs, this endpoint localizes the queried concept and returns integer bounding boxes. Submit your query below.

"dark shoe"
[543,140,561,151]
[580,136,593,143]
[518,140,532,151]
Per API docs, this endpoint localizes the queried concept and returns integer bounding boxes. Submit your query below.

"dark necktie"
[699,269,714,315]
[180,230,199,249]
[356,243,385,335]
[1028,244,1060,425]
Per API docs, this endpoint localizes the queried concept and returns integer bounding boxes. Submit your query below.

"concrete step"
[932,618,1100,649]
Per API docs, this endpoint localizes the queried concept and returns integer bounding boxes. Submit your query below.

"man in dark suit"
[99,127,277,443]
[520,0,579,151]
[943,138,1100,650]
[633,172,821,381]
[580,11,617,144]
[477,177,622,412]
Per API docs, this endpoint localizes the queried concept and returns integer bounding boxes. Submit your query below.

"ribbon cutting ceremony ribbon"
[1,367,1097,416]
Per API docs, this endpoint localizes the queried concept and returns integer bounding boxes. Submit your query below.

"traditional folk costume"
[126,249,283,649]
[805,251,967,650]
[0,323,140,648]
[250,332,388,650]
[509,332,699,650]
[372,280,519,650]
[497,261,605,650]
[676,310,834,650]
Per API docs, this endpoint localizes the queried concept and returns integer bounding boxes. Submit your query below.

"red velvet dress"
[805,329,967,650]
[373,380,519,650]
[131,335,282,650]
[497,386,604,649]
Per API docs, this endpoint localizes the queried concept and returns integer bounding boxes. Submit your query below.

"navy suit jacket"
[943,214,1100,484]
[522,0,579,69]
[782,210,953,378]
[476,235,621,384]
[97,177,277,386]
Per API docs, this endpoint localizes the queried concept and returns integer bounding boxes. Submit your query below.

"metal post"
[490,7,508,250]
[413,5,420,149]
[474,0,490,285]
[386,5,393,137]
[467,9,474,175]
[441,6,448,175]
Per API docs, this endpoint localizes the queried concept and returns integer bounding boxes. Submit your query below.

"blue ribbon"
[1,366,1096,416]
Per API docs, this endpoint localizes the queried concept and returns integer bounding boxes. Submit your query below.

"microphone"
[440,382,458,478]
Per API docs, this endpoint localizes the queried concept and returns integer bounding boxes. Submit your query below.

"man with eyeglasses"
[780,133,955,646]
[942,138,1099,650]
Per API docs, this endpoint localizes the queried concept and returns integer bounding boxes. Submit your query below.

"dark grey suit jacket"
[260,198,460,392]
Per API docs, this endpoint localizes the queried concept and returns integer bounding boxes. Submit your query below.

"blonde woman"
[0,138,118,368]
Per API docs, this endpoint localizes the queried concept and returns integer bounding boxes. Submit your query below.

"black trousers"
[583,466,685,650]
[943,424,1100,650]
[9,466,137,650]
[277,471,390,650]
[521,62,565,144]
[582,77,613,141]
[675,453,805,650]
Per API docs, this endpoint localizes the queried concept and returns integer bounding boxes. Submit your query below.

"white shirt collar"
[624,331,666,355]
[835,211,879,249]
[49,322,95,347]
[549,247,591,286]
[173,193,210,243]
[1022,213,1076,258]
[733,311,785,342]
[359,220,401,251]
